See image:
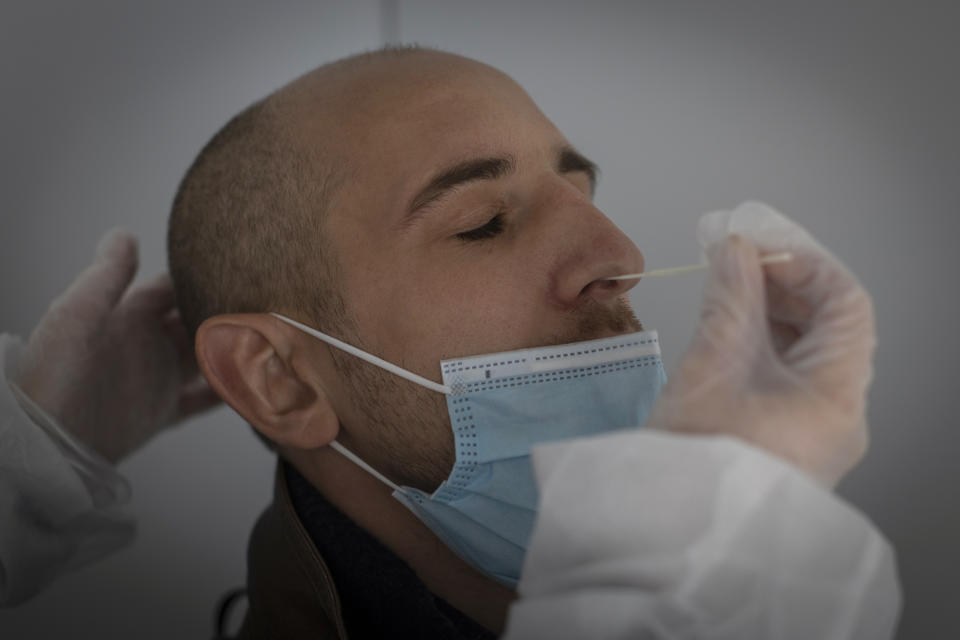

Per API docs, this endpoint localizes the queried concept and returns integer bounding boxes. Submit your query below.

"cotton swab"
[603,252,794,281]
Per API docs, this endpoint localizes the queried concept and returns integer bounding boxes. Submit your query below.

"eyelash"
[456,213,506,242]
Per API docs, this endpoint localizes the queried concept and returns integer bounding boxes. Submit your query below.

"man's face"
[296,55,644,490]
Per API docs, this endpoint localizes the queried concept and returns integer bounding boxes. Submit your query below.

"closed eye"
[456,214,505,241]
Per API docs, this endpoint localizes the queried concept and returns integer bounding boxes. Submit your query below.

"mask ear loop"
[328,440,408,495]
[271,312,445,494]
[270,312,452,394]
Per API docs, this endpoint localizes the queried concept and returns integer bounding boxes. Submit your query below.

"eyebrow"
[407,155,517,216]
[558,146,598,196]
[405,145,599,220]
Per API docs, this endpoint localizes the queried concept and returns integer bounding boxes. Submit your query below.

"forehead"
[304,55,564,190]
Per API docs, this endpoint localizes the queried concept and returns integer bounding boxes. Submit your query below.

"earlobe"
[195,314,340,451]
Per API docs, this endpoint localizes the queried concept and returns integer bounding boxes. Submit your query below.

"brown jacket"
[236,462,349,640]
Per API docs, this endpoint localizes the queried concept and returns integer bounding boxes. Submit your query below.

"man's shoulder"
[236,459,347,640]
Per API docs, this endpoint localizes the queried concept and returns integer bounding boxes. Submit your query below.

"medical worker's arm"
[0,230,220,606]
[505,430,900,640]
[504,204,901,639]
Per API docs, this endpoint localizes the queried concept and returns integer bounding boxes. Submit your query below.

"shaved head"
[168,93,339,340]
[168,46,459,339]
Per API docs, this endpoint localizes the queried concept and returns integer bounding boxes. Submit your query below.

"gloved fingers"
[696,235,769,360]
[764,250,874,354]
[698,202,863,344]
[761,248,855,315]
[697,201,829,258]
[768,319,803,353]
[697,203,828,357]
[698,203,875,399]
[765,276,814,352]
[162,307,200,376]
[124,271,176,315]
[176,373,222,421]
[765,250,876,403]
[649,235,771,424]
[54,228,139,317]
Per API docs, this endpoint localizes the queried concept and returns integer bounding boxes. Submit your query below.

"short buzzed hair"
[167,93,344,341]
[167,46,437,340]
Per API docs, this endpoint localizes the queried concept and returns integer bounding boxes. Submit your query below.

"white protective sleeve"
[503,429,902,640]
[0,333,135,606]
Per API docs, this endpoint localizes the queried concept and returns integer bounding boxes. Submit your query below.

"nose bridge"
[539,177,629,252]
[580,203,635,257]
[536,180,644,307]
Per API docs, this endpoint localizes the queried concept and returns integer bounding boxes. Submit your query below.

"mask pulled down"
[271,313,666,586]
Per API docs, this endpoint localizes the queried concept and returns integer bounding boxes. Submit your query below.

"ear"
[195,313,339,451]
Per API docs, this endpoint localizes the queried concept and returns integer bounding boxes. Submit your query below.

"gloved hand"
[12,229,221,462]
[646,202,876,488]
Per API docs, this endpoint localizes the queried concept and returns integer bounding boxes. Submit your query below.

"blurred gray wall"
[1,1,956,638]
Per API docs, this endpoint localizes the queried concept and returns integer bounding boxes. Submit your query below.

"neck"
[286,446,516,635]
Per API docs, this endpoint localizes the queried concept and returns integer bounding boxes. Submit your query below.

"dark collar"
[283,462,496,640]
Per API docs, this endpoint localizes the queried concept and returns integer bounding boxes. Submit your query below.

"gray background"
[1,1,956,638]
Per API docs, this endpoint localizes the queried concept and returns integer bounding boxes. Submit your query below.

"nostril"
[580,278,619,297]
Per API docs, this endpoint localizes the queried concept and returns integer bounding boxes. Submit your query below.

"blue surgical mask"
[271,313,666,587]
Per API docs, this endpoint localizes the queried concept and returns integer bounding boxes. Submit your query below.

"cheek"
[409,261,546,359]
[371,258,543,368]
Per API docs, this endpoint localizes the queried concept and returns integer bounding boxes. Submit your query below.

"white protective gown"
[0,333,134,606]
[504,429,902,639]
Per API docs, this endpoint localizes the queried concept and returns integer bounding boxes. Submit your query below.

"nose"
[550,201,645,310]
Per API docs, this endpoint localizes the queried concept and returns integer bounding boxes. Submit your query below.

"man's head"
[168,47,644,492]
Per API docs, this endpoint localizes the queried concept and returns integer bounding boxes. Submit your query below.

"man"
[168,47,897,638]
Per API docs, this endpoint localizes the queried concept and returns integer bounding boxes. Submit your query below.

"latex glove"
[12,229,221,462]
[646,202,875,488]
